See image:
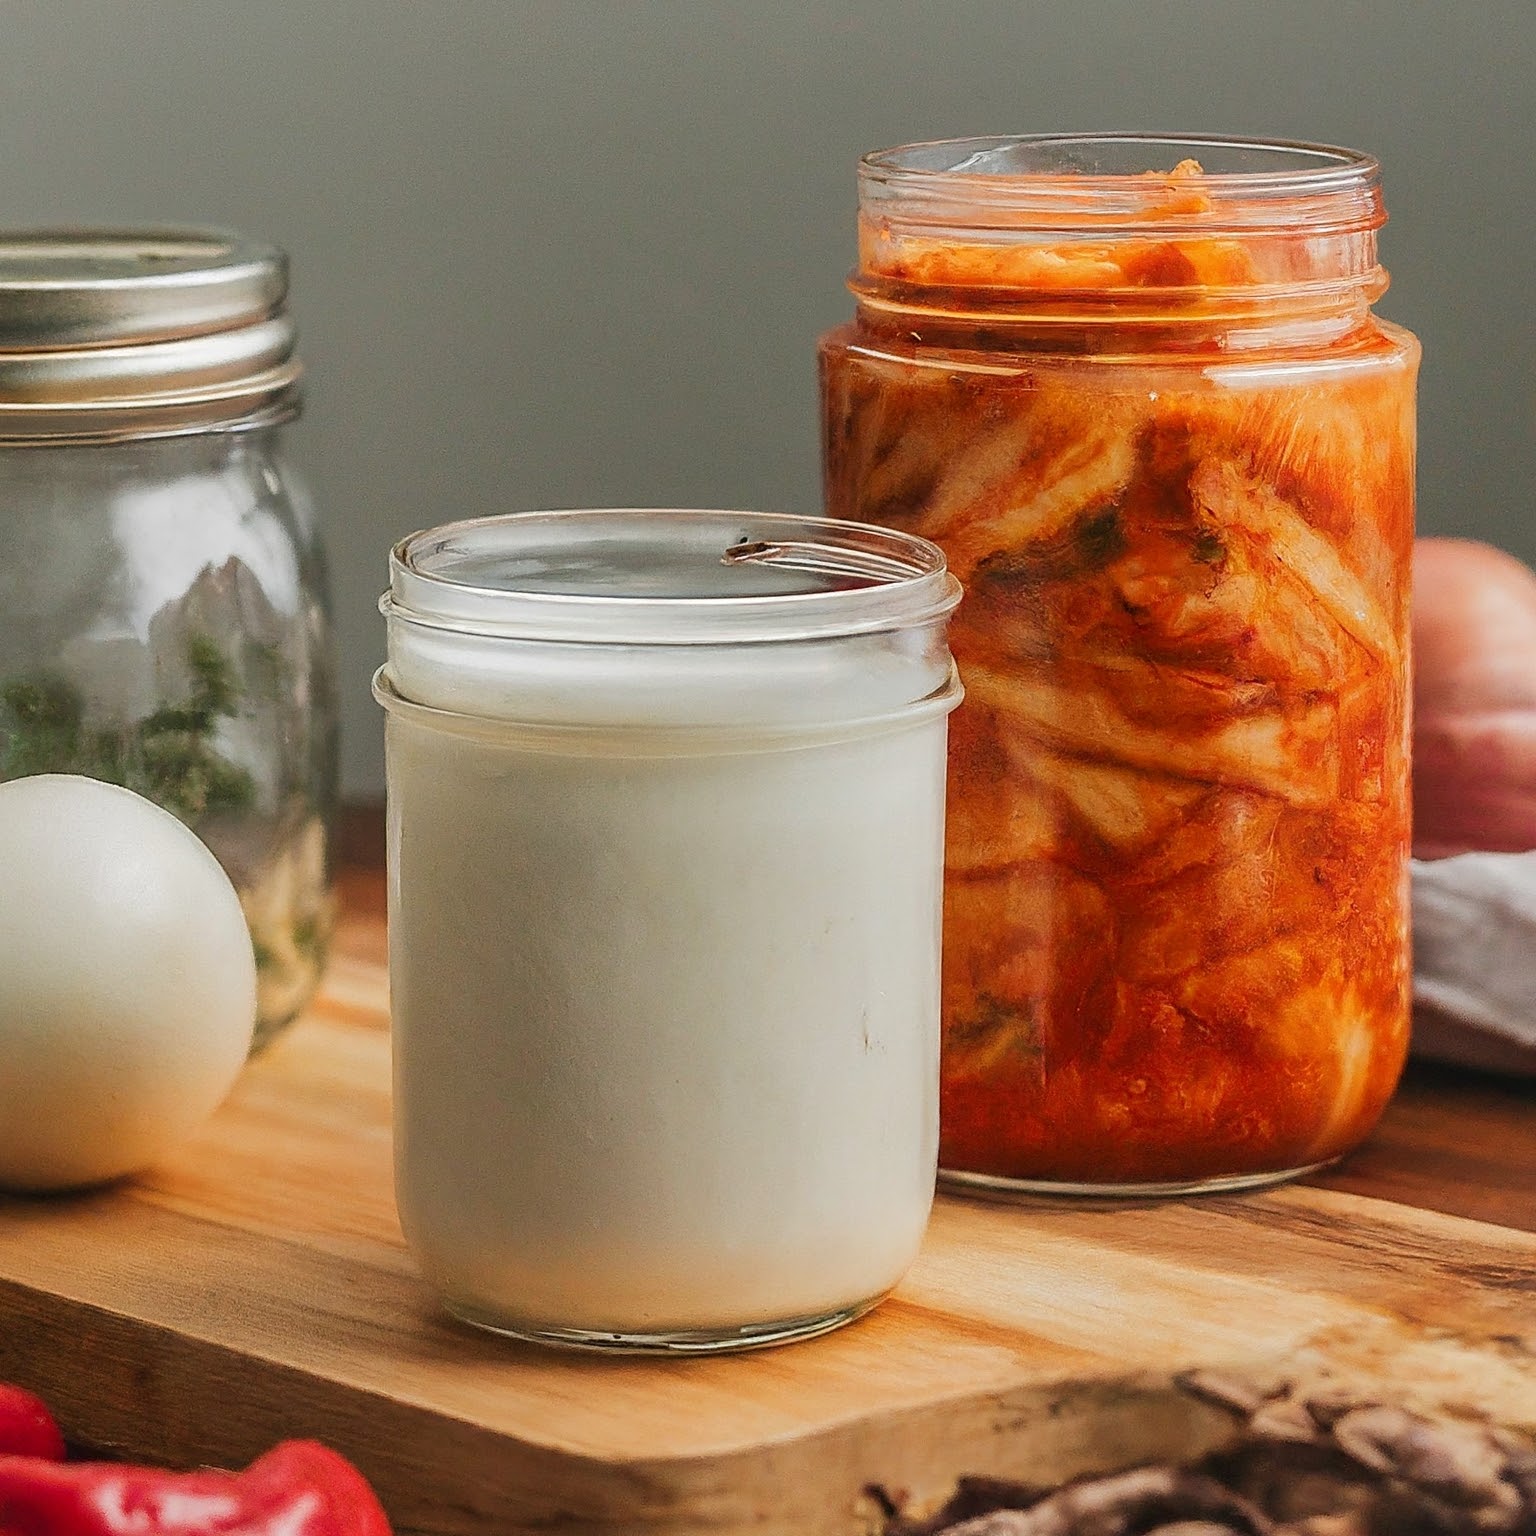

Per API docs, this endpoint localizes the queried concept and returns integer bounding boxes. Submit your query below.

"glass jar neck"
[378,509,962,737]
[383,509,960,646]
[850,134,1388,357]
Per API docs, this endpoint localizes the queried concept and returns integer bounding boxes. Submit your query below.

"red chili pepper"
[0,1387,64,1462]
[0,1439,391,1536]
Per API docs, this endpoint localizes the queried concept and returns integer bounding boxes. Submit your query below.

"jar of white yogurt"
[376,509,961,1353]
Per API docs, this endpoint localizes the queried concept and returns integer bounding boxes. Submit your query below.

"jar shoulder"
[819,316,1419,385]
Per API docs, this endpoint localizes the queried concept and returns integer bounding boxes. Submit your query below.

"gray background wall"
[1,1,1530,797]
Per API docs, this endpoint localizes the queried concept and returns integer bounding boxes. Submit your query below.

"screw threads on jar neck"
[850,134,1389,355]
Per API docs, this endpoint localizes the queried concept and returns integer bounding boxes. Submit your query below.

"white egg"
[0,774,257,1191]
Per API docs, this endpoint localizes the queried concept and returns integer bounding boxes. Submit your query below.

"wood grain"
[0,865,1532,1535]
[1312,1061,1536,1233]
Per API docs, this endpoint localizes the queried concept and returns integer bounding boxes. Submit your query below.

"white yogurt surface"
[381,510,956,1340]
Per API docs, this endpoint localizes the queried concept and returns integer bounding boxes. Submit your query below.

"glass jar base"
[442,1294,885,1355]
[939,1160,1338,1201]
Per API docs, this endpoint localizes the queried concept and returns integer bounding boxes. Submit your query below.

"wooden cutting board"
[0,880,1532,1536]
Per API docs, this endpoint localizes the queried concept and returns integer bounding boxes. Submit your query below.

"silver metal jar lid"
[0,227,301,444]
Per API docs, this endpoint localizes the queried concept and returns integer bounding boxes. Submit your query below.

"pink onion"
[1413,537,1536,859]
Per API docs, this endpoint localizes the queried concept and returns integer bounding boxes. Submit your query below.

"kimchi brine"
[820,135,1418,1194]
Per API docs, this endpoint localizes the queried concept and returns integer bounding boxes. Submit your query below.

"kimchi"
[820,136,1418,1191]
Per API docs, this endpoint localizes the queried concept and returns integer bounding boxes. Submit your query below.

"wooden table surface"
[0,848,1530,1535]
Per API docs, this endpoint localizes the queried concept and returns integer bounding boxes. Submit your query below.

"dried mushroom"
[881,1381,1536,1536]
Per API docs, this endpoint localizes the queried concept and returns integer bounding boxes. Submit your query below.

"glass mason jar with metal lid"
[376,509,961,1351]
[0,228,336,1052]
[821,135,1418,1196]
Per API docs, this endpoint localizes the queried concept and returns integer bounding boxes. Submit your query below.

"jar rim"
[383,509,962,646]
[859,132,1384,234]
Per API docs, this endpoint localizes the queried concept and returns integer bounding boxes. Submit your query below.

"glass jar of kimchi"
[820,134,1418,1196]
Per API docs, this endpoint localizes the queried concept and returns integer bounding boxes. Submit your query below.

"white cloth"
[1412,852,1536,1076]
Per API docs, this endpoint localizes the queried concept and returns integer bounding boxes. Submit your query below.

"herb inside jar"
[0,634,254,823]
